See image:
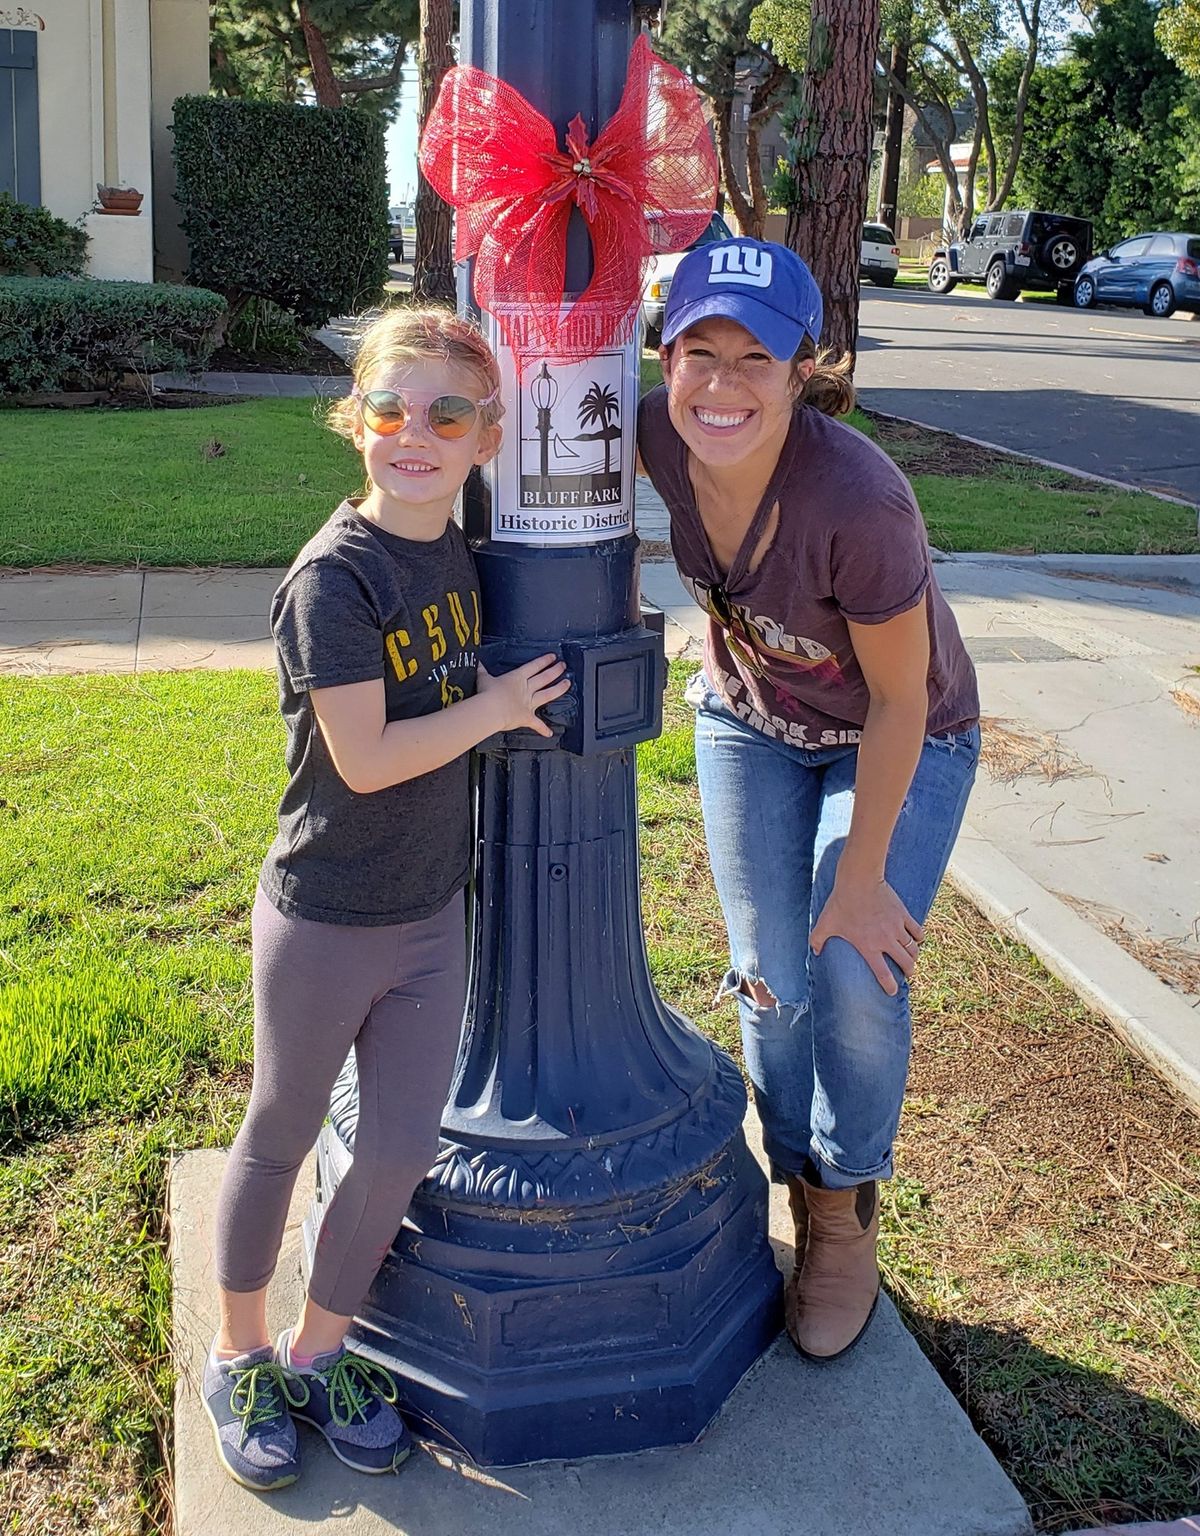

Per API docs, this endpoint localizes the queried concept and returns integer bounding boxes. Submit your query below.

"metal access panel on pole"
[305,0,782,1467]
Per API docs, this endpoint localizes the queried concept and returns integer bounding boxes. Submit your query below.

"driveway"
[854,287,1200,504]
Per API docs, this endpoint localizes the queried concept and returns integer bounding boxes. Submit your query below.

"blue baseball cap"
[661,237,823,359]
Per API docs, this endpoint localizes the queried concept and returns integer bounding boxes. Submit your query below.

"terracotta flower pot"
[96,185,143,214]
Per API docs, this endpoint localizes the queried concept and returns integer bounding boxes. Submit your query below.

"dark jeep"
[927,210,1093,302]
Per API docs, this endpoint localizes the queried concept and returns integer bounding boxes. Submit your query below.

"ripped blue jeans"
[689,673,980,1190]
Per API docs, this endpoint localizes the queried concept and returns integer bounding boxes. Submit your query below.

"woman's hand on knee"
[810,876,924,996]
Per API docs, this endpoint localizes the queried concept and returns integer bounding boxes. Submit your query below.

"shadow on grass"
[893,1304,1200,1533]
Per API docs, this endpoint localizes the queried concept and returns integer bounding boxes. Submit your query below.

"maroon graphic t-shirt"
[637,386,978,749]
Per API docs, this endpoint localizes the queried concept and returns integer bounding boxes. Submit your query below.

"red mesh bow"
[418,33,718,376]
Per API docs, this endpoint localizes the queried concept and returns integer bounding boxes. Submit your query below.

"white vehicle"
[641,213,734,348]
[860,222,899,286]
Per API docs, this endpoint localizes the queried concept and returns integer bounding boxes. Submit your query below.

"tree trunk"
[991,0,1042,209]
[413,0,456,303]
[712,97,756,236]
[877,35,908,229]
[298,5,342,108]
[786,0,882,363]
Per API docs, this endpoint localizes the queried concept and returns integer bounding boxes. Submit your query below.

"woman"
[637,239,980,1361]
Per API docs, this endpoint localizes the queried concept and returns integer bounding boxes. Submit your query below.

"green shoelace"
[228,1362,311,1448]
[318,1353,399,1428]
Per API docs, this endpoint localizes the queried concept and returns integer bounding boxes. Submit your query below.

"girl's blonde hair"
[327,306,504,440]
[791,336,856,417]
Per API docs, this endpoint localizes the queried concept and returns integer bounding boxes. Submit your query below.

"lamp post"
[305,0,781,1467]
[531,361,557,493]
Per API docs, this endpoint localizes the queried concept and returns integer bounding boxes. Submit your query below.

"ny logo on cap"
[708,246,773,288]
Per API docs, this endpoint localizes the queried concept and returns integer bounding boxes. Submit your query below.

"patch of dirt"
[640,539,673,562]
[863,410,1079,486]
[208,334,351,377]
[899,895,1200,1530]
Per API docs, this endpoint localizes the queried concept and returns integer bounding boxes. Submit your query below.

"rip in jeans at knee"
[718,968,809,1024]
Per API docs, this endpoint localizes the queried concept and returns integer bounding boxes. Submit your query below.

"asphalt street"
[854,285,1200,504]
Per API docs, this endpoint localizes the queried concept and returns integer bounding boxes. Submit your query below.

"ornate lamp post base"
[307,1051,780,1465]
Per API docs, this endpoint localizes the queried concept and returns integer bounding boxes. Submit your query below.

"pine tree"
[412,0,456,302]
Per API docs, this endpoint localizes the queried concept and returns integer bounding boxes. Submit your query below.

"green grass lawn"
[2,665,1198,1533]
[0,398,358,568]
[2,382,1194,568]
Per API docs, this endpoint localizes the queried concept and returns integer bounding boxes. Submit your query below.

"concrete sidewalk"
[170,1106,1033,1536]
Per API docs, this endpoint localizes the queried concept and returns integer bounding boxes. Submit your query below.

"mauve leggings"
[214,885,466,1316]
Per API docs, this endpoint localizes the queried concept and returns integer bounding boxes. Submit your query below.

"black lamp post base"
[304,1082,781,1466]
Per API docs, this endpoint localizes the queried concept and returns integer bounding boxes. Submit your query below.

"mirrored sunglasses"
[355,386,499,441]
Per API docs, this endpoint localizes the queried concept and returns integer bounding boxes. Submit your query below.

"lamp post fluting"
[305,0,782,1467]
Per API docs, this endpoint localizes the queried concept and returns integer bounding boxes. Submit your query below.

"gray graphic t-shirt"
[261,501,480,926]
[637,387,978,748]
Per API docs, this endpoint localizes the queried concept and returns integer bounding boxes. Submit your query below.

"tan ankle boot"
[781,1174,810,1342]
[787,1179,880,1360]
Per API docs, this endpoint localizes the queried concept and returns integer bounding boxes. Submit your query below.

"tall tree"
[660,0,794,237]
[412,0,456,302]
[1156,0,1200,75]
[785,0,882,358]
[991,0,1200,243]
[210,1,418,115]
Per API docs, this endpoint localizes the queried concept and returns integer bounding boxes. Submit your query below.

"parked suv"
[927,210,1093,302]
[860,222,900,286]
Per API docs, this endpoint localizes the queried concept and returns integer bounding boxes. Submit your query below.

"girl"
[637,240,980,1362]
[204,308,568,1488]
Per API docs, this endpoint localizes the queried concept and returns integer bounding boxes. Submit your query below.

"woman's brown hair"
[791,336,856,417]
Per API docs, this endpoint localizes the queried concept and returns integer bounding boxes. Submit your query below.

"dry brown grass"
[1056,892,1200,997]
[979,716,1095,786]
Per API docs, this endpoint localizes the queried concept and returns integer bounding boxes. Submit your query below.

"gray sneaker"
[277,1330,412,1475]
[202,1342,310,1491]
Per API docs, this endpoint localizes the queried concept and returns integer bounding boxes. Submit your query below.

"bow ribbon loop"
[419,34,718,376]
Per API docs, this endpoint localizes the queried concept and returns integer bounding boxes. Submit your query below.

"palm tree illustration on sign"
[575,382,621,474]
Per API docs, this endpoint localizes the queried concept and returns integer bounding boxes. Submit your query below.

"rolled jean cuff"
[809,1141,894,1190]
[763,1133,894,1190]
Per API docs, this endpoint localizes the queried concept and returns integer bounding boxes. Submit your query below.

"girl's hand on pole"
[477,655,570,737]
[810,875,925,996]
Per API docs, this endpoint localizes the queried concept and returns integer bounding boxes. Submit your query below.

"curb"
[948,835,1200,1119]
[867,407,1200,521]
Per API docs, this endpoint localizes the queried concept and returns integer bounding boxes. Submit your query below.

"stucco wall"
[20,0,154,280]
[149,0,207,281]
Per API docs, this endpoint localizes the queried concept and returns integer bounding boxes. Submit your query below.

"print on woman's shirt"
[711,660,864,748]
[385,587,481,702]
[680,572,843,683]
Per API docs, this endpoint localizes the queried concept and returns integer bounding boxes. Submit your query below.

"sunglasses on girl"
[354,386,499,441]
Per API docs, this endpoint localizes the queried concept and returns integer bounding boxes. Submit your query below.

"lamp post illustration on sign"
[485,319,638,544]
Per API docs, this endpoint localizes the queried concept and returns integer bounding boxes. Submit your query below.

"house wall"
[16,0,155,280]
[149,0,207,280]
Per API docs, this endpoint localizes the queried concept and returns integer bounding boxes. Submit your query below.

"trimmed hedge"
[0,193,88,277]
[0,277,227,394]
[172,96,390,328]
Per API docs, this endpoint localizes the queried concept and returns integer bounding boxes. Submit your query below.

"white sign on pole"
[483,309,638,545]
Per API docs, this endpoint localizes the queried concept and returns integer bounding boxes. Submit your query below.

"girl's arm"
[311,655,568,795]
[809,602,931,995]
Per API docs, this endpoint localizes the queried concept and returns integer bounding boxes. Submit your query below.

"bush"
[0,276,226,394]
[0,192,88,277]
[172,95,390,329]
